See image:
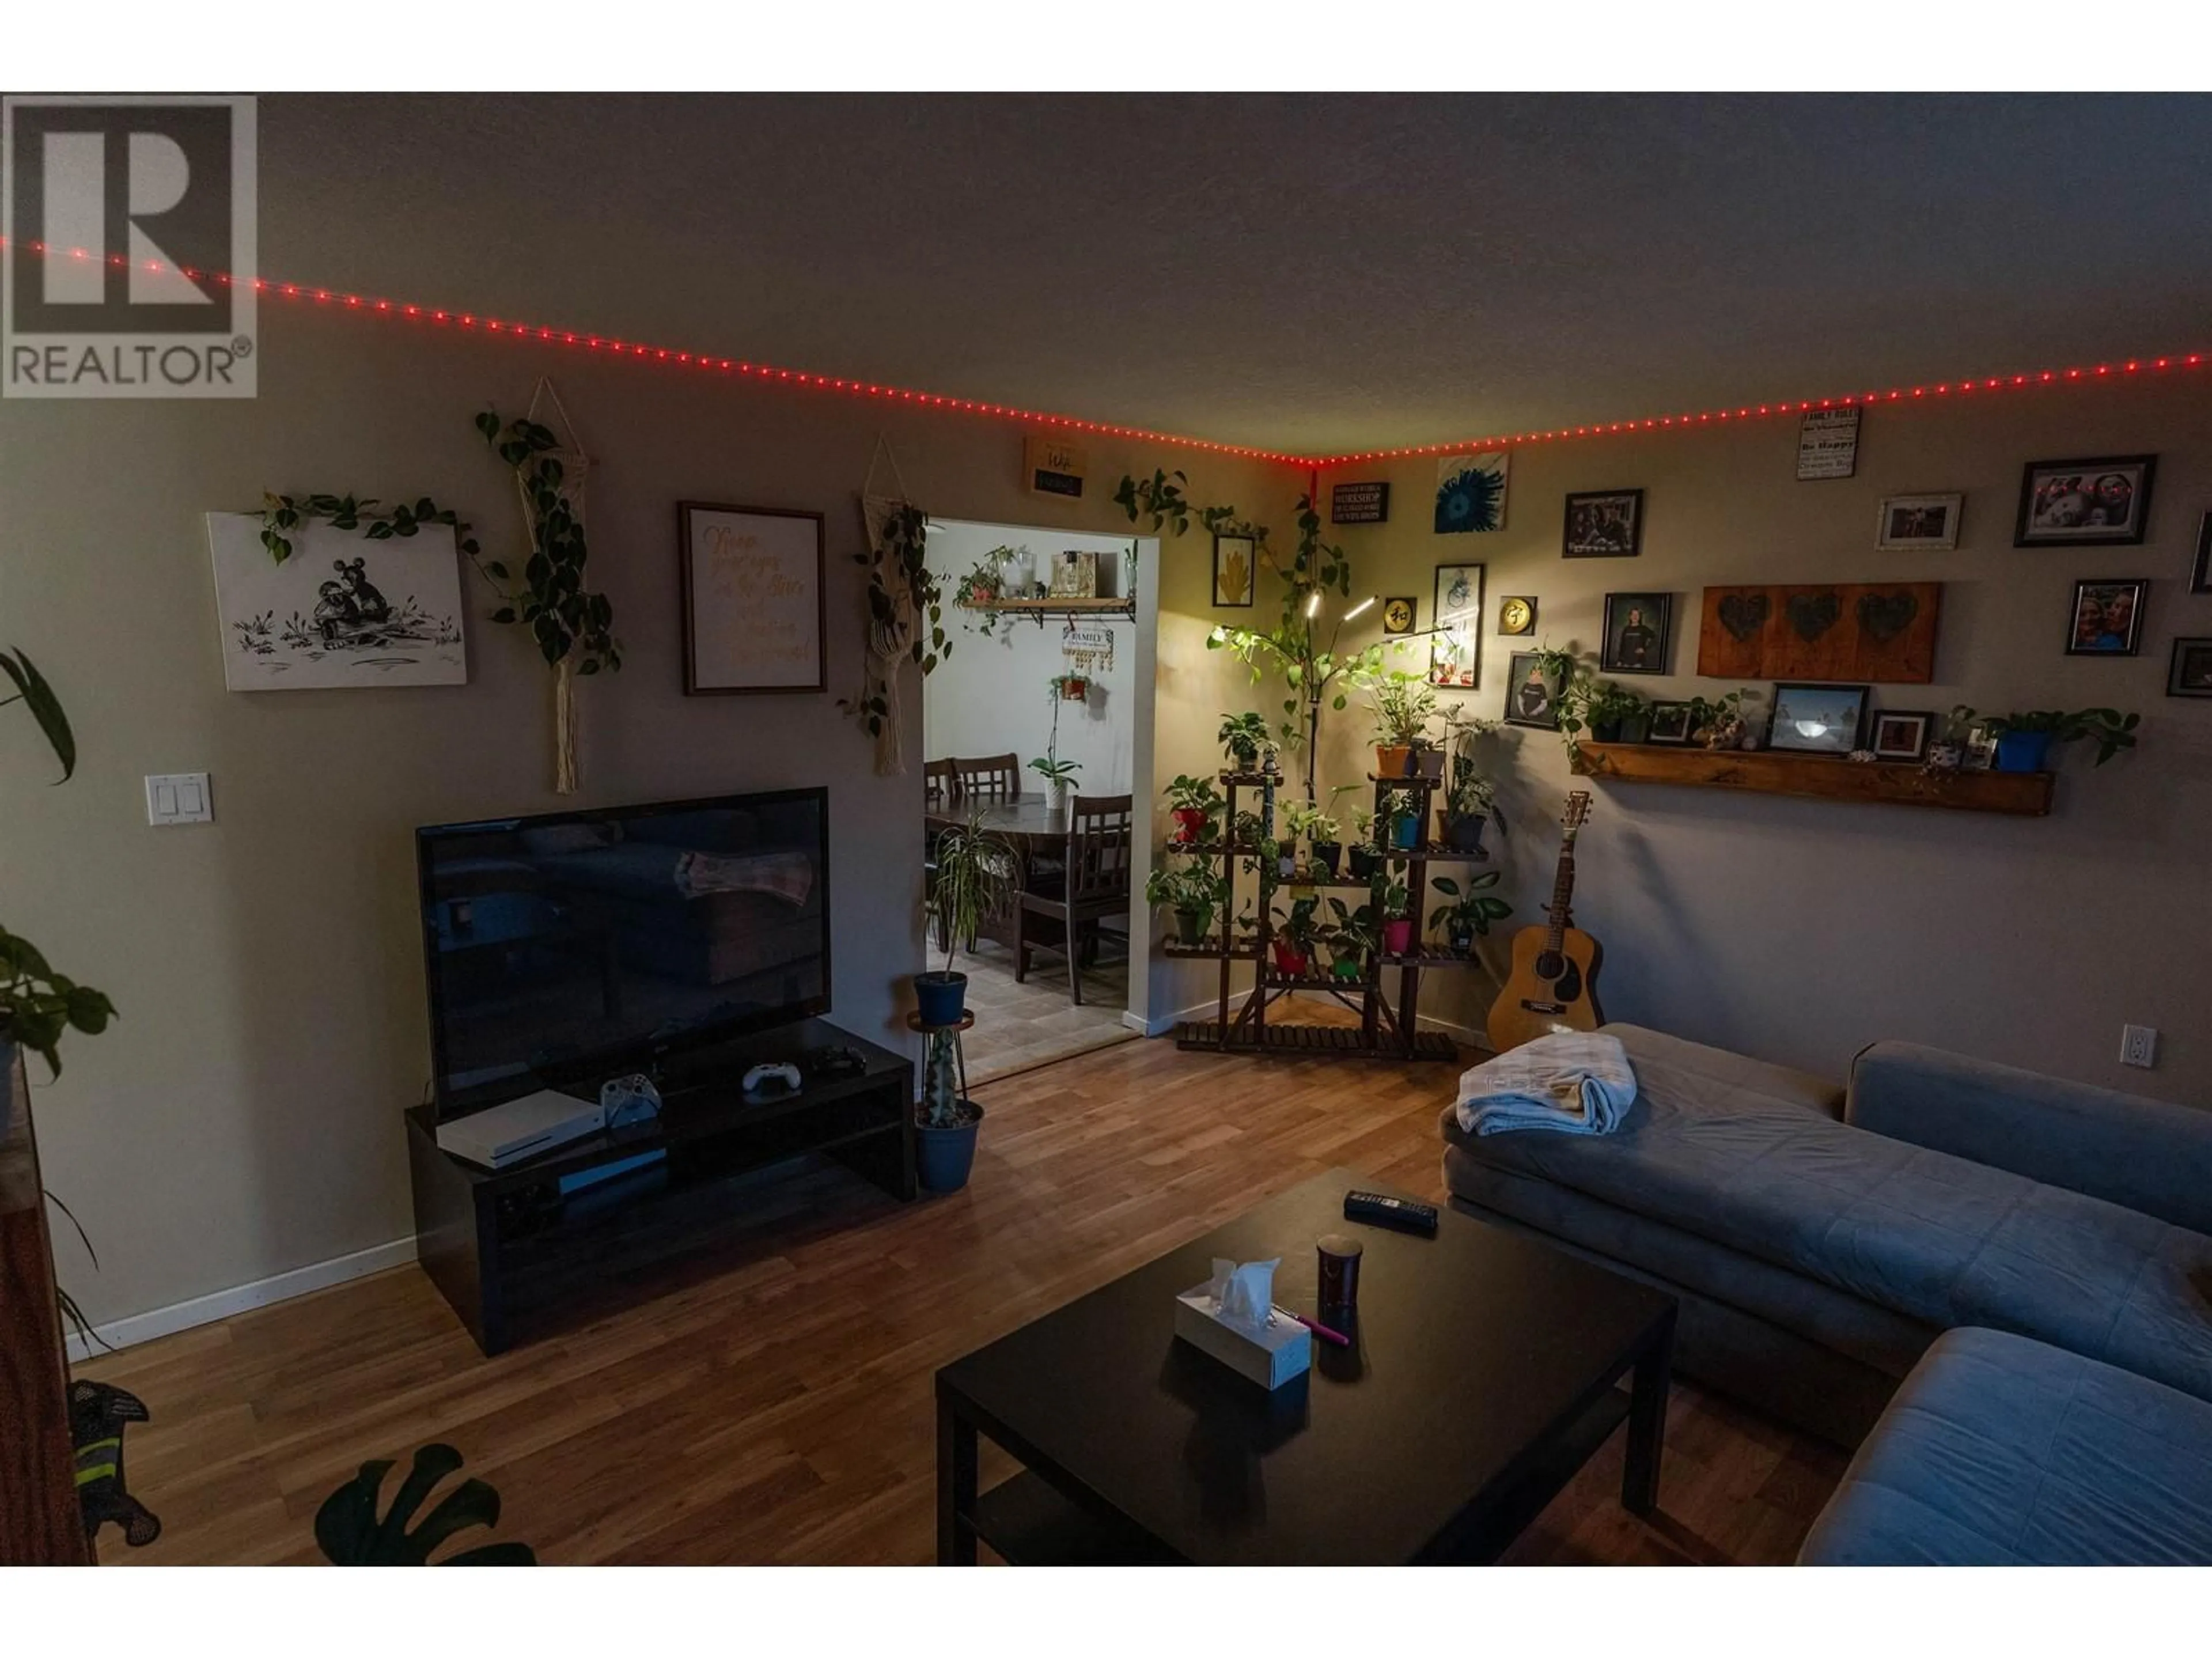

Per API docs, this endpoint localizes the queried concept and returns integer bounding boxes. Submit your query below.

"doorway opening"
[922,518,1158,1083]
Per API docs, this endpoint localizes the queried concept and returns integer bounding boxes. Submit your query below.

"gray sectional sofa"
[1441,1024,2212,1562]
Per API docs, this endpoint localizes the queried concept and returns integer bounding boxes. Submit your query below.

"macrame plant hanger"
[518,377,592,793]
[857,434,922,777]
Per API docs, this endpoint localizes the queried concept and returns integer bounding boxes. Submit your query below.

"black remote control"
[1343,1190,1439,1236]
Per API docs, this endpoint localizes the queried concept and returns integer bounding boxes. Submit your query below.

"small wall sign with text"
[1025,434,1088,499]
[1331,481,1390,524]
[1797,406,1861,480]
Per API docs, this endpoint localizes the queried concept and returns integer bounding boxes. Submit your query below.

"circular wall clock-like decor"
[1498,596,1537,635]
[1382,596,1417,635]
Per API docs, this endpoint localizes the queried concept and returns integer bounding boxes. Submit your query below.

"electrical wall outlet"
[145,772,212,826]
[2121,1025,2159,1070]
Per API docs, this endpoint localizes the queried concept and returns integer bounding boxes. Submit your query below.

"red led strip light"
[1306,357,2211,469]
[0,238,1306,465]
[9,239,2204,470]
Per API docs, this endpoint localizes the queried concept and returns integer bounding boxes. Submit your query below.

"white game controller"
[742,1062,802,1095]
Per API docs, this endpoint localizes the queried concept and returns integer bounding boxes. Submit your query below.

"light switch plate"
[145,772,212,826]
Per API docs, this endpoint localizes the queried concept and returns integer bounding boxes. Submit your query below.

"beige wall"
[1293,378,2211,1100]
[0,302,1290,1327]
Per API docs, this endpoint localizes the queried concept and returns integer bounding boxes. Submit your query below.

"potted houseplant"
[1346,806,1380,880]
[1427,869,1514,956]
[1,650,113,1082]
[1218,710,1272,773]
[1232,808,1266,853]
[1982,707,2141,773]
[916,1022,983,1192]
[1435,715,1500,854]
[1029,753,1081,814]
[1376,876,1415,957]
[1584,680,1649,745]
[1164,773,1223,845]
[1146,862,1224,947]
[1360,668,1444,778]
[1323,898,1378,983]
[916,809,1021,1027]
[1380,786,1422,851]
[1050,672,1090,703]
[1284,799,1344,878]
[1271,896,1319,978]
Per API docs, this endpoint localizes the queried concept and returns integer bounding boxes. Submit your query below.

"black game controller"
[810,1045,869,1079]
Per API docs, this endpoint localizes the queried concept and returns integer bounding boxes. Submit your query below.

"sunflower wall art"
[1435,451,1510,535]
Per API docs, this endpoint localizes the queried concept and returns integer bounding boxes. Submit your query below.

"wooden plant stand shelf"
[1173,1021,1460,1062]
[957,597,1136,620]
[1571,742,2055,816]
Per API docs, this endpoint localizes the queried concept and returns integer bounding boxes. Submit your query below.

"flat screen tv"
[416,789,830,1118]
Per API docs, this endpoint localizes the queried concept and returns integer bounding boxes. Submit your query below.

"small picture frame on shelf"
[1869,710,1934,762]
[1766,682,1869,756]
[2192,512,2212,594]
[1600,591,1671,675]
[1050,550,1100,599]
[1212,534,1256,607]
[2065,578,2147,657]
[1645,700,1693,745]
[1875,493,1963,551]
[2015,455,2156,547]
[2170,638,2212,698]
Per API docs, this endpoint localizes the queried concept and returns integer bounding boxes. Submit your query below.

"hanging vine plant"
[471,410,619,676]
[839,500,948,772]
[259,491,479,566]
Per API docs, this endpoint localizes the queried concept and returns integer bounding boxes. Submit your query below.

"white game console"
[435,1088,607,1170]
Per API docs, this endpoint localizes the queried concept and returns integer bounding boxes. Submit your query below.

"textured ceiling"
[265,93,2212,454]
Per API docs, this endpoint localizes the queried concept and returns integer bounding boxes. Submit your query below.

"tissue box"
[1173,1284,1312,1390]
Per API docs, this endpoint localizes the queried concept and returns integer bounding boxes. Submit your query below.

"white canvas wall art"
[206,511,468,691]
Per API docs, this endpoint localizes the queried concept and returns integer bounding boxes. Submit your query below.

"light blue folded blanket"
[1455,1031,1638,1137]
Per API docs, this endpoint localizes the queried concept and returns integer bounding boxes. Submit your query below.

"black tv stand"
[406,1017,914,1355]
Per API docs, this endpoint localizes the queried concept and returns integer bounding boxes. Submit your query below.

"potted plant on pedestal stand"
[913,810,1020,1191]
[1323,897,1378,984]
[1218,711,1272,773]
[1346,806,1380,880]
[1359,668,1444,779]
[1376,875,1415,957]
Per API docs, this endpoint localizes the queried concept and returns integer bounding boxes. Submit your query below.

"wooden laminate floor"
[87,1028,1846,1565]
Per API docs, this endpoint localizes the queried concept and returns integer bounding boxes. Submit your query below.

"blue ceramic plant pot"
[1391,815,1421,850]
[916,1103,984,1192]
[914,971,968,1027]
[1995,730,2053,774]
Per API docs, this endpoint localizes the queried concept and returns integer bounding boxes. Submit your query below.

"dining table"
[924,793,1069,946]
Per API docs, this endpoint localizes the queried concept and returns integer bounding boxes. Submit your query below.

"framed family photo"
[1563,489,1643,558]
[2066,578,2147,657]
[1869,709,1933,761]
[1502,650,1562,728]
[2170,638,2212,698]
[1600,592,1671,675]
[1645,701,1692,744]
[1876,493,1963,551]
[2015,455,2156,547]
[679,502,827,695]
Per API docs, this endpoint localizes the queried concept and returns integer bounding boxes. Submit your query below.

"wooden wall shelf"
[957,597,1135,620]
[1571,743,2054,816]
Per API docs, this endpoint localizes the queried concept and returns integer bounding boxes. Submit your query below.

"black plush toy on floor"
[69,1380,161,1548]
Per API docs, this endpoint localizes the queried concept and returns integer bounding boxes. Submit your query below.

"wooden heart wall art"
[1698,581,1942,682]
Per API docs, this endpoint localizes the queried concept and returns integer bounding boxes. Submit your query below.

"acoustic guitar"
[1485,790,1605,1053]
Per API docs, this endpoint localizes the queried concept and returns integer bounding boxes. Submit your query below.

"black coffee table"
[935,1168,1675,1565]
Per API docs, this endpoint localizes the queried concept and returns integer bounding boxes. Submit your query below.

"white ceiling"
[266,94,2212,454]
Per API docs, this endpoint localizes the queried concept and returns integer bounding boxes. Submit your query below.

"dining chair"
[1015,794,1133,1005]
[923,757,960,812]
[955,752,1021,803]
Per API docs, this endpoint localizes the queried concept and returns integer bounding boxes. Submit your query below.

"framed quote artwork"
[679,502,827,694]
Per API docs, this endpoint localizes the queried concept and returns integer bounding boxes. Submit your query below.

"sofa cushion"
[1443,1025,2212,1403]
[1800,1327,2212,1564]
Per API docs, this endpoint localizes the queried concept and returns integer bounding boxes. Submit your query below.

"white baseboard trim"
[1123,998,1225,1039]
[67,1235,418,1363]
